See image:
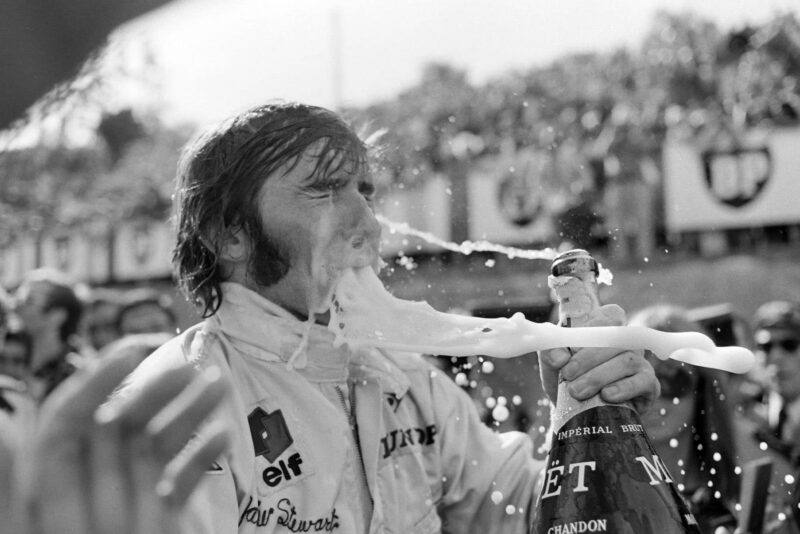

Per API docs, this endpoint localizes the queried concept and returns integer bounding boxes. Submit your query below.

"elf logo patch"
[248,407,293,463]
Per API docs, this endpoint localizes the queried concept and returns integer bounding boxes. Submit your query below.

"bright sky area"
[119,0,800,126]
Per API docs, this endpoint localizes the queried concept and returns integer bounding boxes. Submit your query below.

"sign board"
[664,127,800,232]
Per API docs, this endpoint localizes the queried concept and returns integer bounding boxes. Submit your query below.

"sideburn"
[249,232,292,287]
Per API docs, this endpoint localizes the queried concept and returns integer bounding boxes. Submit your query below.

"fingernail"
[569,381,589,399]
[547,349,570,367]
[202,365,221,383]
[156,478,177,507]
[94,404,119,425]
[562,362,578,380]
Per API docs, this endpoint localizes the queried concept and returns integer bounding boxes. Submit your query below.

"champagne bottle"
[530,249,703,534]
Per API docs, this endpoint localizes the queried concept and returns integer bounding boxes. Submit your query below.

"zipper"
[335,384,374,507]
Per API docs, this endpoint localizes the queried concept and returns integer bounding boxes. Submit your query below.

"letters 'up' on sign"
[701,147,771,208]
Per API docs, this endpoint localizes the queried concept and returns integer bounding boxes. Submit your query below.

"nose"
[348,193,382,243]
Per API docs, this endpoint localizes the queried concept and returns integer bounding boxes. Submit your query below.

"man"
[13,268,86,400]
[752,300,800,465]
[736,300,800,534]
[122,101,659,533]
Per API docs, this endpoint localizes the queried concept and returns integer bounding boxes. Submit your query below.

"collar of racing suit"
[208,281,410,397]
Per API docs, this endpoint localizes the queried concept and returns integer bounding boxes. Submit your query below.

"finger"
[538,348,571,402]
[567,350,643,400]
[159,421,229,508]
[97,366,197,433]
[39,348,149,435]
[127,433,164,534]
[37,437,93,534]
[146,367,227,462]
[584,304,626,327]
[560,346,621,381]
[538,347,572,370]
[89,419,134,534]
[598,369,659,413]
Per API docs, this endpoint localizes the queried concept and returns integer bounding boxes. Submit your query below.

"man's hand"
[538,304,660,414]
[18,344,229,534]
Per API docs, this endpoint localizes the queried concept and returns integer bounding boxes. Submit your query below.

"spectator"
[83,288,124,351]
[750,300,800,465]
[628,304,739,533]
[12,268,87,401]
[0,288,36,494]
[117,289,179,337]
[737,300,800,534]
[0,330,32,383]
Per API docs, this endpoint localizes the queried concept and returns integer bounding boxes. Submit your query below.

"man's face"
[0,335,30,380]
[13,281,51,338]
[249,143,382,317]
[760,332,800,401]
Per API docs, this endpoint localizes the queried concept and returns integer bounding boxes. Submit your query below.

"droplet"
[669,438,679,448]
[481,361,495,374]
[713,452,722,462]
[485,259,496,268]
[505,504,516,515]
[455,373,469,386]
[492,405,510,422]
[786,474,796,485]
[491,490,504,504]
[672,397,681,405]
[760,442,768,451]
[486,397,497,409]
[710,432,718,441]
[512,395,522,406]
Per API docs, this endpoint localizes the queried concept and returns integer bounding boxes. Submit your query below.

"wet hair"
[172,102,369,317]
[21,268,84,343]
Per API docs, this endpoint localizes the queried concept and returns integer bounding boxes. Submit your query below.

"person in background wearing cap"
[752,300,800,466]
[738,300,800,534]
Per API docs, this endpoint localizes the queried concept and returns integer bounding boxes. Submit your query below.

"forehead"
[16,280,51,304]
[284,137,367,182]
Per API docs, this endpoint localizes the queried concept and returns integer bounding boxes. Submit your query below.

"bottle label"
[532,405,701,534]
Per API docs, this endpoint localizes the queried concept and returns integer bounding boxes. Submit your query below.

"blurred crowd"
[0,268,179,404]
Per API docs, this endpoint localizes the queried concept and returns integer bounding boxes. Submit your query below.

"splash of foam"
[329,267,755,374]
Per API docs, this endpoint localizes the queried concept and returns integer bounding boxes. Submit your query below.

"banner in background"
[663,127,800,232]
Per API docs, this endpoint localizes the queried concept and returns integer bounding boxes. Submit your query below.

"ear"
[219,227,250,263]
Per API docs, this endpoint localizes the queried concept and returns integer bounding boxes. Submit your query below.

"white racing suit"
[123,282,542,533]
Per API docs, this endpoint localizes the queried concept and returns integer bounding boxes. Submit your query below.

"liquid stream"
[330,267,755,374]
